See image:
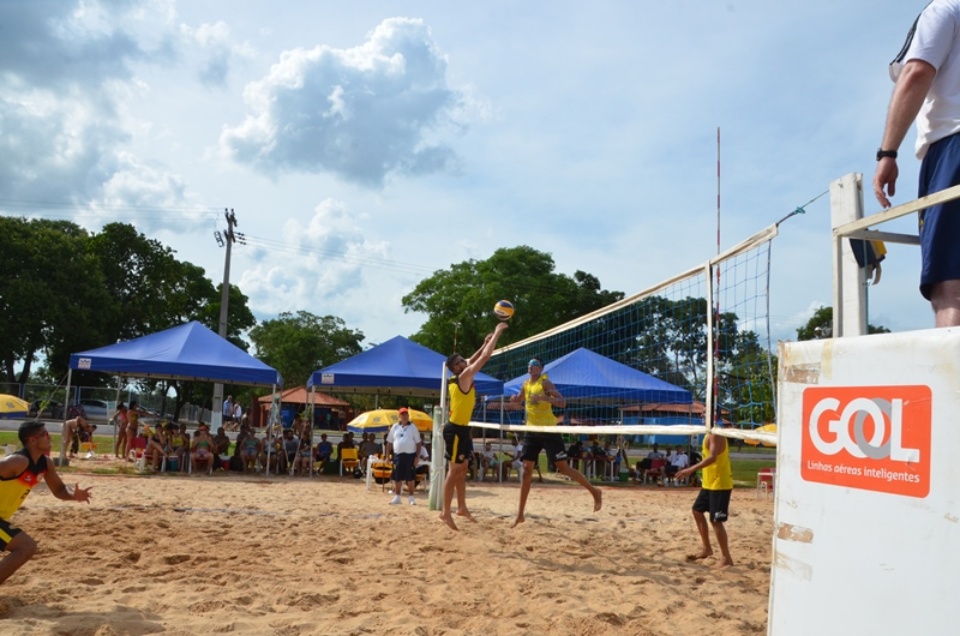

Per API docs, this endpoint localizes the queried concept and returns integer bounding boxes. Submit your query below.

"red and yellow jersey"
[0,449,48,521]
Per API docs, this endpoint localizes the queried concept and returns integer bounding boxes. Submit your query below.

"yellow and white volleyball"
[493,299,515,321]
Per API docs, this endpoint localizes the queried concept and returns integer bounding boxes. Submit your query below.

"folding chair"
[339,448,359,476]
[643,458,667,485]
[127,437,148,472]
[371,457,393,491]
[757,466,776,499]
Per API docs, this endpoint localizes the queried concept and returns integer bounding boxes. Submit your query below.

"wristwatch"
[876,148,898,161]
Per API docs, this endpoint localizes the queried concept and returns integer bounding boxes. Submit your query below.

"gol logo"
[801,386,930,498]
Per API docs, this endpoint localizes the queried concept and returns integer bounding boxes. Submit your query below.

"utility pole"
[212,209,241,428]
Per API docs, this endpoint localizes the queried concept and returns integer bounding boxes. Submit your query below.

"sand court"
[0,474,772,635]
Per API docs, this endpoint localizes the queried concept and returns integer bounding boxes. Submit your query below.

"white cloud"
[220,17,467,187]
[239,198,389,315]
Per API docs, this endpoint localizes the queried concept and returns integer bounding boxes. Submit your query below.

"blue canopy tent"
[307,335,503,398]
[498,347,691,404]
[489,347,694,444]
[69,321,282,386]
[308,335,505,493]
[64,321,282,464]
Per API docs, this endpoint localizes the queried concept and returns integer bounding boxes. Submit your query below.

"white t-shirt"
[671,453,690,469]
[387,422,421,454]
[233,404,242,419]
[892,0,960,157]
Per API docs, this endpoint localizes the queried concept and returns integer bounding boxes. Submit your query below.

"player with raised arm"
[439,321,508,530]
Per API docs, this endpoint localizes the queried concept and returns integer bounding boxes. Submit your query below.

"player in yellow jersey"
[0,421,92,585]
[676,422,734,568]
[439,321,508,531]
[508,358,602,527]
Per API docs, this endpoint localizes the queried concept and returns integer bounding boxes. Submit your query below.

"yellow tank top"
[448,377,475,426]
[701,434,733,490]
[0,450,47,521]
[524,374,557,426]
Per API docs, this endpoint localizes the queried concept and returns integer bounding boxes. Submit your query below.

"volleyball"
[493,299,515,320]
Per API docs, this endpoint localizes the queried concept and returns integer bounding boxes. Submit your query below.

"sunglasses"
[29,429,50,440]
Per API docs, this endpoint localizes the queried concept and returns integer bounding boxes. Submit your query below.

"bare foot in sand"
[438,512,459,531]
[685,551,713,562]
[511,514,525,528]
[456,510,477,523]
[713,558,734,569]
[592,488,603,512]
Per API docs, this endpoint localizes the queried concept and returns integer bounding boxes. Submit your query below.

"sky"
[0,0,936,353]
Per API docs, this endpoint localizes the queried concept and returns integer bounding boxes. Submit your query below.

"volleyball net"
[472,224,780,446]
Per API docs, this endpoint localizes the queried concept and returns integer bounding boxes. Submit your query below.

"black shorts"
[393,453,416,481]
[520,431,568,463]
[692,488,732,523]
[0,518,23,550]
[442,423,473,463]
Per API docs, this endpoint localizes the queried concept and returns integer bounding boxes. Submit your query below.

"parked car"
[78,399,110,422]
[28,400,64,420]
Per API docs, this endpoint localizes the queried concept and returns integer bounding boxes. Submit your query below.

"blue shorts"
[393,452,417,482]
[918,132,960,299]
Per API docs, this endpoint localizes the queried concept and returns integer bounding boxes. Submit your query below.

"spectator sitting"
[213,426,230,470]
[281,428,299,474]
[190,424,215,474]
[567,439,584,472]
[478,442,499,482]
[314,433,333,472]
[336,432,355,460]
[260,431,281,474]
[295,431,314,475]
[635,443,665,479]
[588,439,606,477]
[416,443,431,484]
[168,422,189,470]
[240,431,261,472]
[663,445,690,483]
[143,423,170,471]
[358,432,380,464]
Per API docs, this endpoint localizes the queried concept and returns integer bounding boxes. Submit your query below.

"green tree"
[402,246,624,355]
[796,306,890,341]
[0,217,113,384]
[249,311,365,388]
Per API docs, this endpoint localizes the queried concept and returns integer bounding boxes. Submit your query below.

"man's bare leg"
[712,521,734,568]
[455,471,476,522]
[556,460,603,511]
[686,509,714,561]
[931,279,960,327]
[511,460,535,528]
[0,533,37,586]
[439,461,465,530]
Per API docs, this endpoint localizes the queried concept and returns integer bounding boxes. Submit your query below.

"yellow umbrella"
[744,423,777,447]
[346,409,434,434]
[0,394,30,419]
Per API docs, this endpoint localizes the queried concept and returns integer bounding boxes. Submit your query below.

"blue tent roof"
[308,335,503,397]
[70,321,282,387]
[500,347,691,404]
